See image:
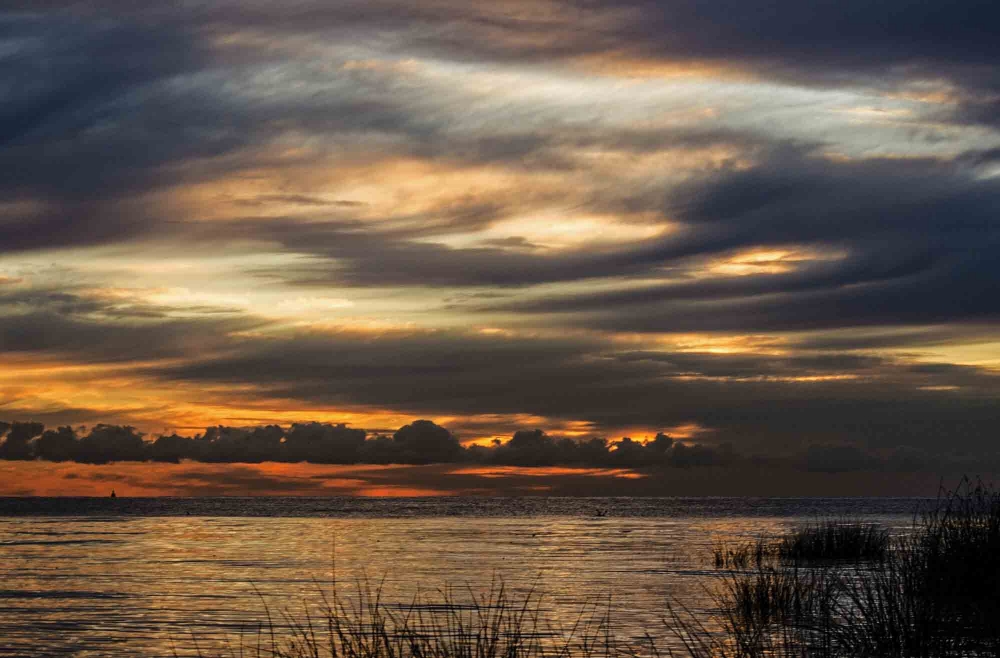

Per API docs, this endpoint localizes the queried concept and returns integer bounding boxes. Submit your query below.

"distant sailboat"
[110,489,117,499]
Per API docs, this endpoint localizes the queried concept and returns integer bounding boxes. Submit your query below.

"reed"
[190,577,630,658]
[670,478,1000,657]
[775,519,888,563]
[834,477,1000,656]
[711,520,888,571]
[711,538,772,570]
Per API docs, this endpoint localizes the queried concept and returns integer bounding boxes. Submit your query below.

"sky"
[1,1,999,490]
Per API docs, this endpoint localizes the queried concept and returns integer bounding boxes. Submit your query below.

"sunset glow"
[1,0,999,493]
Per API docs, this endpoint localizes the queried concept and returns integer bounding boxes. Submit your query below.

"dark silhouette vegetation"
[677,478,1000,656]
[197,578,620,658]
[712,537,773,570]
[0,419,730,467]
[775,519,889,562]
[711,520,888,569]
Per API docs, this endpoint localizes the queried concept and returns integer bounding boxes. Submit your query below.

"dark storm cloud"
[133,328,1000,453]
[0,286,260,363]
[235,218,642,288]
[0,10,221,252]
[3,279,999,456]
[783,326,996,352]
[131,0,1000,88]
[208,146,999,312]
[0,13,203,157]
[5,0,999,257]
[0,6,501,253]
[0,422,44,460]
[486,150,1000,330]
[137,0,1000,130]
[2,3,683,256]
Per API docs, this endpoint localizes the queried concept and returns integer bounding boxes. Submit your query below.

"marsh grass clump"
[665,599,821,658]
[836,477,1000,656]
[670,562,838,658]
[776,520,888,563]
[710,520,888,571]
[721,565,836,633]
[711,538,772,570]
[196,578,632,658]
[675,478,1000,658]
[919,477,1000,622]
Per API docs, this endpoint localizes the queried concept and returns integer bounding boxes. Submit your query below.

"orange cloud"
[0,462,646,497]
[450,466,645,479]
[0,461,975,498]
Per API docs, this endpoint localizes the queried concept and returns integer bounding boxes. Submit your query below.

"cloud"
[5,415,995,478]
[0,460,646,497]
[2,418,701,467]
[5,1,997,259]
[101,1,1000,93]
[0,422,44,460]
[106,1,1000,137]
[284,422,367,463]
[167,142,999,310]
[388,420,464,464]
[483,150,1000,329]
[0,285,263,363]
[479,430,702,468]
[136,326,999,452]
[1,451,994,498]
[2,1,999,470]
[3,281,998,453]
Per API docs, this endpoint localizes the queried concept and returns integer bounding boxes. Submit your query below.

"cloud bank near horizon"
[2,419,991,477]
[0,419,724,468]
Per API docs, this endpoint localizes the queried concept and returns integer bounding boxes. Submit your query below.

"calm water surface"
[0,497,927,657]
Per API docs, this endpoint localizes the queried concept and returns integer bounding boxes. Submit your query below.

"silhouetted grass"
[833,477,1000,656]
[711,538,772,570]
[672,477,1000,657]
[711,519,887,571]
[776,519,888,562]
[188,577,636,658]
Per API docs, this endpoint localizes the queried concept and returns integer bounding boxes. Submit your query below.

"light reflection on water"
[0,498,922,656]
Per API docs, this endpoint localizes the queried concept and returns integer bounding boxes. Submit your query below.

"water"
[0,497,926,657]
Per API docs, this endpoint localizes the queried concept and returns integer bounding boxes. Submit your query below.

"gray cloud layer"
[3,281,997,454]
[5,2,1000,255]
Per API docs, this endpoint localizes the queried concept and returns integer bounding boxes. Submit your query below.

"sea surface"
[0,497,929,657]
